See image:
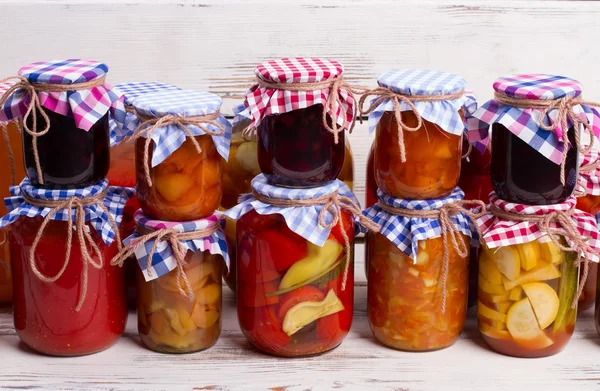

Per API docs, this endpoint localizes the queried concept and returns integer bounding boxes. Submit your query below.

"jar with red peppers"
[0,59,125,188]
[363,70,476,200]
[130,90,231,221]
[234,58,356,188]
[225,175,362,357]
[0,179,131,356]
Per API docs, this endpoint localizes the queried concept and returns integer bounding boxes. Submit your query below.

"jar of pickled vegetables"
[225,175,368,357]
[0,179,132,356]
[364,188,478,351]
[234,58,357,188]
[476,193,600,357]
[362,70,477,199]
[0,59,126,188]
[468,74,600,205]
[116,210,229,353]
[130,90,231,221]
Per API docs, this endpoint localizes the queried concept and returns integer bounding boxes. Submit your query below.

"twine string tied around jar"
[378,199,487,313]
[130,110,225,187]
[252,190,381,291]
[21,188,119,312]
[111,224,219,300]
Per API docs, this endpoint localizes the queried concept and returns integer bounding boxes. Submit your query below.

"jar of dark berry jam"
[234,58,357,188]
[0,59,125,188]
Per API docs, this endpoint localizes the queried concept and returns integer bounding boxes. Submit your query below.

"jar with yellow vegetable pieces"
[476,193,600,358]
[130,90,231,222]
[115,210,229,353]
[364,188,481,351]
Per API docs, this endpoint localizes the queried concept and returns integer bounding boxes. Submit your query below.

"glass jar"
[338,143,354,191]
[375,111,462,199]
[491,123,578,205]
[578,263,597,312]
[137,250,223,353]
[478,240,577,358]
[136,135,224,221]
[24,109,110,188]
[366,144,377,208]
[257,104,345,188]
[367,232,469,351]
[236,209,354,357]
[7,217,127,356]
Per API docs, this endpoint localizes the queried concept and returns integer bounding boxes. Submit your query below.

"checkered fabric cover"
[0,178,134,245]
[468,74,600,164]
[109,81,181,146]
[233,57,355,132]
[224,174,359,247]
[477,192,600,262]
[124,210,230,282]
[362,187,476,262]
[366,70,478,136]
[131,90,231,167]
[0,59,126,137]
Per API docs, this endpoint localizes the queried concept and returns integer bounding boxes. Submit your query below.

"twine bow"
[111,224,219,300]
[130,110,225,187]
[490,205,599,308]
[252,190,381,290]
[22,189,120,312]
[358,87,465,163]
[0,76,106,185]
[378,199,487,313]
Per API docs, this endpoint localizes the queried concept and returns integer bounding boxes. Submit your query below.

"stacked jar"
[113,89,232,354]
[469,74,600,358]
[0,59,133,356]
[361,69,480,351]
[227,57,374,357]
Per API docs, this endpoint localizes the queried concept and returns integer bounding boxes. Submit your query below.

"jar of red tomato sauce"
[234,58,357,188]
[130,90,231,221]
[0,179,132,356]
[363,70,476,199]
[468,74,600,205]
[0,59,125,188]
[225,175,366,357]
[364,188,477,351]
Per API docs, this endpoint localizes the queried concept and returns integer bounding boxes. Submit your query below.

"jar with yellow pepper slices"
[224,175,371,357]
[476,193,600,357]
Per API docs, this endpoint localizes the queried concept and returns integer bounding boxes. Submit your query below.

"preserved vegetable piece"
[235,58,357,188]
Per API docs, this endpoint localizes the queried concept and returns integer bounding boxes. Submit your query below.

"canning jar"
[235,58,356,188]
[0,59,125,188]
[131,90,231,221]
[366,144,377,208]
[363,70,475,199]
[339,143,354,191]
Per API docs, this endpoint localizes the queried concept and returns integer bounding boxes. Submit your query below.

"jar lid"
[18,59,108,84]
[377,69,466,96]
[493,74,582,100]
[132,89,223,118]
[255,57,344,83]
[134,209,220,233]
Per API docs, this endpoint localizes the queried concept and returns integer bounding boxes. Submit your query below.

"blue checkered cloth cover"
[1,178,134,245]
[362,187,477,262]
[124,210,230,282]
[130,90,232,167]
[367,69,478,136]
[224,174,360,247]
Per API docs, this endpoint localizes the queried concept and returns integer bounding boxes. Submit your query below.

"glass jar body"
[375,111,462,199]
[236,210,354,357]
[136,135,224,221]
[24,108,110,188]
[366,144,377,208]
[8,217,127,356]
[491,123,578,205]
[478,240,577,358]
[367,232,469,351]
[257,105,345,188]
[338,143,354,191]
[137,250,223,354]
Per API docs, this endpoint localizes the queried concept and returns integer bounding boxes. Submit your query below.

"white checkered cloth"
[366,70,478,136]
[224,174,359,247]
[1,178,134,245]
[124,210,230,282]
[362,187,477,262]
[130,90,232,167]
